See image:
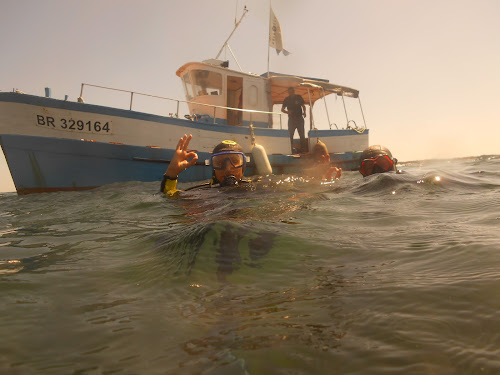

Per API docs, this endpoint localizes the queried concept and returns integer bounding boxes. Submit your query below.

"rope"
[347,120,367,134]
[249,124,256,146]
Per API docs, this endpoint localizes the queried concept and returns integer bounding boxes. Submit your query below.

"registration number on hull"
[36,114,112,134]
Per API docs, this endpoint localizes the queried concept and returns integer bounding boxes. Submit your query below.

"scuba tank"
[252,143,272,176]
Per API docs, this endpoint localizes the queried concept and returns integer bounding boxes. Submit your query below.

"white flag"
[269,8,290,56]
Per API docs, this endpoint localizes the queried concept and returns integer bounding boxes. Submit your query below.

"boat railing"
[79,83,283,129]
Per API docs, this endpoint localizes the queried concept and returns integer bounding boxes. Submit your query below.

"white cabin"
[176,59,362,132]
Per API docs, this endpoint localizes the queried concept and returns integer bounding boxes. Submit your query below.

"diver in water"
[160,134,248,195]
[303,140,342,180]
[359,145,399,177]
[159,134,275,282]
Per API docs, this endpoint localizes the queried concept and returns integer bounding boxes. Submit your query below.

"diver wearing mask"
[161,134,248,195]
[359,145,399,177]
[209,139,248,187]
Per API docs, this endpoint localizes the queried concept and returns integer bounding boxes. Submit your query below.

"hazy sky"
[1,0,499,192]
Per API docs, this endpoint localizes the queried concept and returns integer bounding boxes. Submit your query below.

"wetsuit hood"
[360,145,394,161]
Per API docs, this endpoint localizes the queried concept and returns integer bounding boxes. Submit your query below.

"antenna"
[235,0,238,25]
[215,5,248,71]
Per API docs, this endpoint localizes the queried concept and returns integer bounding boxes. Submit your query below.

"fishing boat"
[0,8,369,194]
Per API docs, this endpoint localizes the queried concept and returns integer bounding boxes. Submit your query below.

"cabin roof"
[176,62,360,106]
[176,61,258,78]
[264,72,359,105]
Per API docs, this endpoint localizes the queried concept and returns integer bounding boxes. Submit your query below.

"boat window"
[182,73,194,100]
[249,85,258,106]
[192,70,222,97]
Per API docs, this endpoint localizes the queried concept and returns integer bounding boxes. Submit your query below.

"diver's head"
[288,87,295,95]
[311,140,330,164]
[359,145,397,177]
[211,140,246,185]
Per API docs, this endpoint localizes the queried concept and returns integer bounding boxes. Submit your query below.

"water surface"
[1,156,500,374]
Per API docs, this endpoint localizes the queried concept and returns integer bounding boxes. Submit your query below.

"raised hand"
[164,134,198,178]
[325,166,342,180]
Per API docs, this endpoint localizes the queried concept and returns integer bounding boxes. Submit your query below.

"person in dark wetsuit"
[160,134,248,196]
[359,145,399,177]
[281,87,307,154]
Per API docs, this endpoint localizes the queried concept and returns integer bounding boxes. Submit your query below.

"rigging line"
[215,6,248,60]
[267,1,272,77]
[358,96,368,129]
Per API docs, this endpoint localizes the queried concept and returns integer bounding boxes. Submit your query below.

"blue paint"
[0,135,211,192]
[1,134,362,193]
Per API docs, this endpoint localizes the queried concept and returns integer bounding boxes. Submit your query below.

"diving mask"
[211,151,246,170]
[359,154,394,177]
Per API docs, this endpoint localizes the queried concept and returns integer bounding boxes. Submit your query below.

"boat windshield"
[182,73,194,100]
[191,70,222,97]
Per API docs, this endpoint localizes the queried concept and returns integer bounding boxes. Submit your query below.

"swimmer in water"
[159,134,277,282]
[302,140,342,180]
[359,145,399,177]
[161,134,249,195]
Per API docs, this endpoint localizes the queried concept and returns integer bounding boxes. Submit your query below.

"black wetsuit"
[282,94,306,152]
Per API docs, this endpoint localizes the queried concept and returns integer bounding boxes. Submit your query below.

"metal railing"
[79,83,283,129]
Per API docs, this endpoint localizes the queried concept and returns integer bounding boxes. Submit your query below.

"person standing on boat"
[282,87,307,154]
[160,134,249,196]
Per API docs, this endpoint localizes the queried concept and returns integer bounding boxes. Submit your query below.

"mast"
[267,1,271,77]
[215,6,248,61]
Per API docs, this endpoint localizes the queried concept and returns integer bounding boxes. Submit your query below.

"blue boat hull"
[0,135,212,194]
[1,134,362,194]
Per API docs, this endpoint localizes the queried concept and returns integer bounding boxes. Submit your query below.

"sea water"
[1,156,499,375]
